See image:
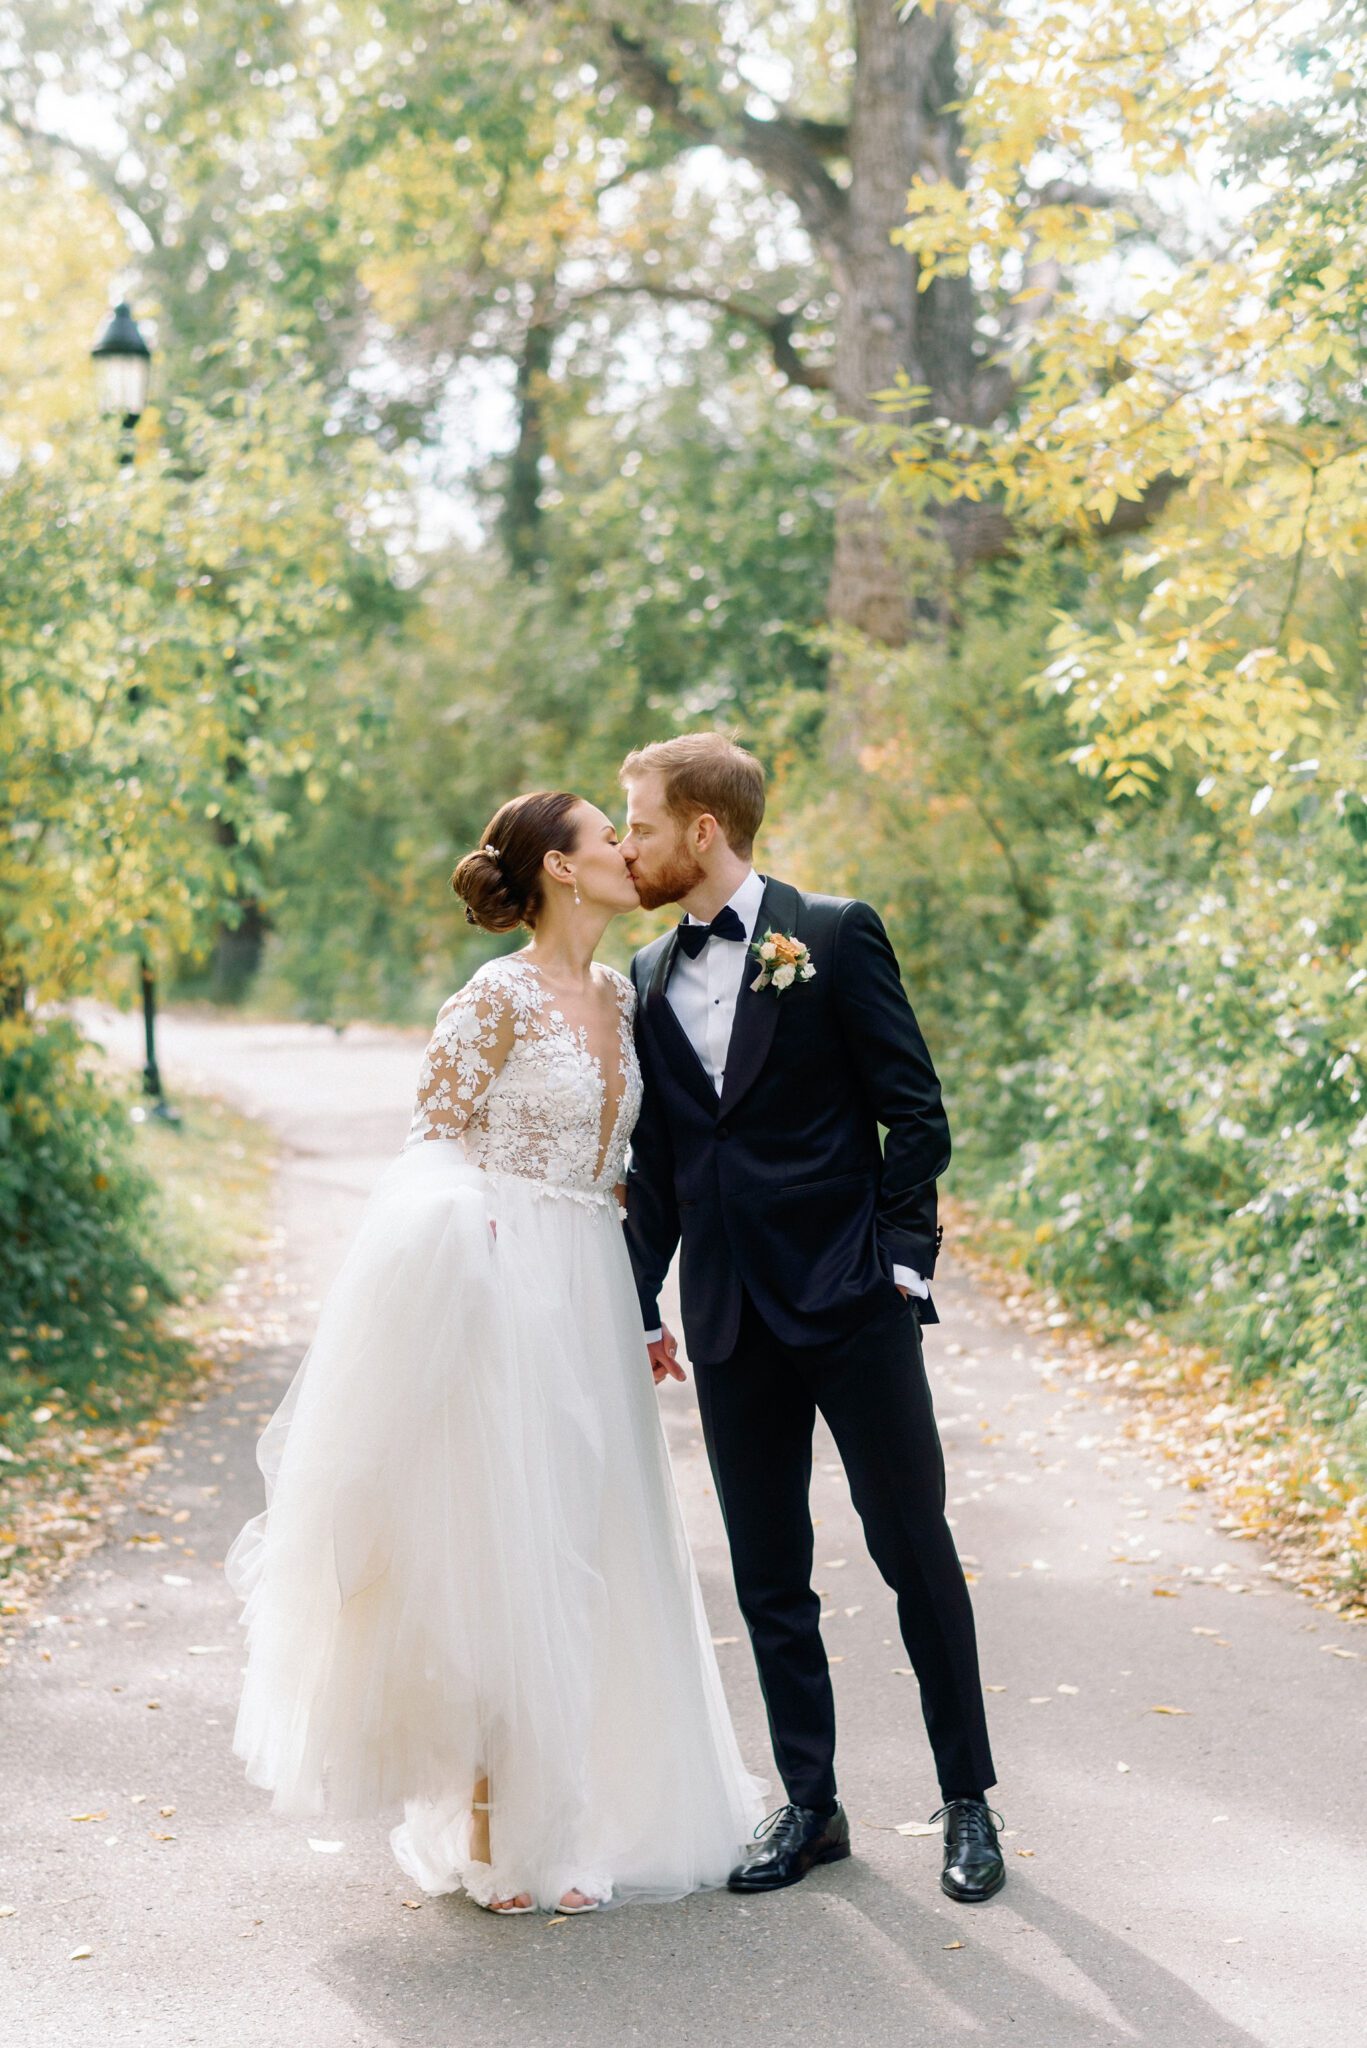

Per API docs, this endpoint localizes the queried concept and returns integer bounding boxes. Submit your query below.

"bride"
[225,789,764,1913]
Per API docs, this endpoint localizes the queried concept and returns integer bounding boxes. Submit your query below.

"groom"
[619,733,1003,1905]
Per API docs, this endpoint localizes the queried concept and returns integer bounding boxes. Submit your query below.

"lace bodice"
[403,955,642,1203]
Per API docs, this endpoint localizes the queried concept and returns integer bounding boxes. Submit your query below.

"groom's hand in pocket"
[648,1325,686,1386]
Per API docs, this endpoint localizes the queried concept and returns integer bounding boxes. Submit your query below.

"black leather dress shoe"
[727,1802,852,1893]
[934,1799,1005,1902]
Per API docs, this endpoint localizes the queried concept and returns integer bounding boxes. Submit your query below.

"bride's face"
[558,803,641,915]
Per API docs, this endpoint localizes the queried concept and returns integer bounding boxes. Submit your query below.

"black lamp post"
[91,300,177,1124]
[92,301,152,454]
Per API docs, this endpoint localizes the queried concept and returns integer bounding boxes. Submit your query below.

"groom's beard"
[631,839,707,911]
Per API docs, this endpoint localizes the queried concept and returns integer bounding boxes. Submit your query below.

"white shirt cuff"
[893,1264,929,1299]
[644,1327,662,1344]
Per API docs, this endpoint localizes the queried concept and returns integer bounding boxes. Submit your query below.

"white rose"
[760,941,778,961]
[773,963,796,989]
[801,962,816,979]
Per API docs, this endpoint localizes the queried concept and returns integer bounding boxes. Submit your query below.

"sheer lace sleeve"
[409,969,517,1145]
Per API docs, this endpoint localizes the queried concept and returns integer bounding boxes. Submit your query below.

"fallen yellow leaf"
[943,1940,964,1950]
[69,1812,108,1823]
[69,1947,92,1962]
[1147,1704,1190,1715]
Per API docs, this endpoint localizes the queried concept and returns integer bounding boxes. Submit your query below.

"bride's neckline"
[497,954,631,1184]
[507,950,613,993]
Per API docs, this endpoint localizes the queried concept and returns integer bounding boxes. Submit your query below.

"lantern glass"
[94,347,151,421]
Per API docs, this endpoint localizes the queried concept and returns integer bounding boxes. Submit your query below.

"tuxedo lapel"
[644,928,718,1116]
[717,877,800,1118]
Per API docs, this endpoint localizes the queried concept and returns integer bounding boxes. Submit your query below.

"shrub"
[991,805,1367,1449]
[0,1016,179,1435]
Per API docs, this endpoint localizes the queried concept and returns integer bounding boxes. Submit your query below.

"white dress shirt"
[642,870,927,1342]
[666,866,769,1093]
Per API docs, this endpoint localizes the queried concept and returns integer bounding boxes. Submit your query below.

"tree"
[0,334,384,1011]
[883,0,1366,802]
[0,0,1175,747]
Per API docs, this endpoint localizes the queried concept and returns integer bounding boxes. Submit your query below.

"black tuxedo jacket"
[624,876,951,1365]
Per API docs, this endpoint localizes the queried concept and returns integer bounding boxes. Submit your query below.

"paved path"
[3,1007,1362,2048]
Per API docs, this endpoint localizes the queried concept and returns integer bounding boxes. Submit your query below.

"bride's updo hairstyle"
[451,790,582,933]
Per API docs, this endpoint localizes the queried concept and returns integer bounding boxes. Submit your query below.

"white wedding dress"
[225,954,764,1908]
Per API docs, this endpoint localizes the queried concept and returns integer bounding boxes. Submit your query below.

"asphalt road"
[3,1005,1363,2048]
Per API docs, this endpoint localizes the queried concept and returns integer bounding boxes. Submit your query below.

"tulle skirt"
[224,1139,765,1908]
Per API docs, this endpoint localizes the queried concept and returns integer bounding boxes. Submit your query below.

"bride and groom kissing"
[225,732,1004,1917]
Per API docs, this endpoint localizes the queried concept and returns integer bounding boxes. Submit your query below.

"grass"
[0,1086,275,1623]
[137,1090,275,1314]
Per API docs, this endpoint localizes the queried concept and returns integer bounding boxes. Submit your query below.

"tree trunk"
[208,770,266,1002]
[208,896,267,1003]
[822,1,969,755]
[500,321,553,576]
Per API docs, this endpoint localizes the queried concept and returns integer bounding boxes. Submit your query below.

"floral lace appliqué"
[403,957,641,1203]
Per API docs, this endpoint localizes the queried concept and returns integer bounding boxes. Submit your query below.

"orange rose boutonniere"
[749,928,816,994]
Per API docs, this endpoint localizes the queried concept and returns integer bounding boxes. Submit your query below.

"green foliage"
[257,373,833,1020]
[974,776,1367,1448]
[0,1017,180,1440]
[0,344,388,1008]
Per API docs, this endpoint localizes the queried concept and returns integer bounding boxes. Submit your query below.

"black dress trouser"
[692,1286,996,1810]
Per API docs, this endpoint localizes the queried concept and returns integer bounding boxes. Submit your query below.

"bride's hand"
[648,1325,686,1386]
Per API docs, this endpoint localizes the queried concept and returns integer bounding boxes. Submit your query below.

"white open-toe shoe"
[470,1802,534,1914]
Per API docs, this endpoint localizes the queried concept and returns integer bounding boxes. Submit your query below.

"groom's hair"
[619,733,765,859]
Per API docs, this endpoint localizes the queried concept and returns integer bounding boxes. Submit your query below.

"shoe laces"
[753,1803,807,1844]
[930,1799,1004,1844]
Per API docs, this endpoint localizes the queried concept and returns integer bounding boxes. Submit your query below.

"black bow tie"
[676,905,747,958]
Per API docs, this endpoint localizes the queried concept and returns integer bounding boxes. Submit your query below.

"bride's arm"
[411,973,517,1144]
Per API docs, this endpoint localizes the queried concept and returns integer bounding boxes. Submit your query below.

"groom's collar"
[682,866,765,941]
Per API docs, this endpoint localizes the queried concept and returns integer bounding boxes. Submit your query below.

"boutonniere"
[749,928,816,994]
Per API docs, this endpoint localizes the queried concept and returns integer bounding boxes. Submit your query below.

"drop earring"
[573,880,582,907]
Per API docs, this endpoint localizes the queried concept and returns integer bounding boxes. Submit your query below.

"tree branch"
[562,279,832,389]
[0,101,164,250]
[1027,178,1126,211]
[793,116,850,160]
[944,471,1185,570]
[604,26,848,245]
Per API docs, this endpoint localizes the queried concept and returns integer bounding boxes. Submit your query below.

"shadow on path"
[319,1856,1269,2048]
